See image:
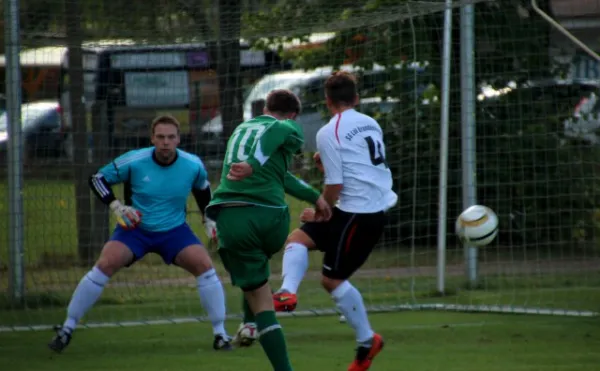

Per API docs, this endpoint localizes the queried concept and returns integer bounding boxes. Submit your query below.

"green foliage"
[379,83,600,248]
[17,0,221,44]
[245,0,598,248]
[17,0,595,248]
[375,98,447,245]
[245,1,554,85]
[475,84,600,247]
[472,0,556,88]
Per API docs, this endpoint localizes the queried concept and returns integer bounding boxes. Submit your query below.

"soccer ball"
[455,205,498,247]
[233,322,257,347]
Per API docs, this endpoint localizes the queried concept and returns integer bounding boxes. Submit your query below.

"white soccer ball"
[234,322,257,347]
[455,205,499,247]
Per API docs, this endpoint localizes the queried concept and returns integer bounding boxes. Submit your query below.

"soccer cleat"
[273,290,298,312]
[231,322,257,347]
[213,334,233,351]
[348,333,385,371]
[48,325,72,353]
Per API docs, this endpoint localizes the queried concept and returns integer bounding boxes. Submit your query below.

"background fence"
[2,0,600,331]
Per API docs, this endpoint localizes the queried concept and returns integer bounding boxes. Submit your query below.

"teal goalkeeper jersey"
[207,115,320,214]
[97,148,208,232]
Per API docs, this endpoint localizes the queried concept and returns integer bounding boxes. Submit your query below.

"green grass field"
[1,312,599,371]
[1,179,423,267]
[1,179,600,370]
[2,271,599,327]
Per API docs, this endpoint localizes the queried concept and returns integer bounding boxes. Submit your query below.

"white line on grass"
[1,303,596,333]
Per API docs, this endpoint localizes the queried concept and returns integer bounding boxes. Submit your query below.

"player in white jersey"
[273,71,397,371]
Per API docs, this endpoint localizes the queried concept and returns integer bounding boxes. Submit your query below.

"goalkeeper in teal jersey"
[206,89,332,371]
[49,115,232,354]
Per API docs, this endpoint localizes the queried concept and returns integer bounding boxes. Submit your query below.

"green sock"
[242,297,255,323]
[256,311,293,371]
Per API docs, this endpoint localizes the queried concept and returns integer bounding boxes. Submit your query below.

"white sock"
[63,266,110,332]
[197,268,227,337]
[280,243,309,294]
[331,281,374,344]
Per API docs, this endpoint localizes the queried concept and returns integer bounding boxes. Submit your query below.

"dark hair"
[265,89,302,116]
[325,71,357,106]
[151,114,180,134]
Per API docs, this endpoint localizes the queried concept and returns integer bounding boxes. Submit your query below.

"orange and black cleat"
[348,333,385,371]
[272,290,298,312]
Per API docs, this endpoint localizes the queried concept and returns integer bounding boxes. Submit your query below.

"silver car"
[0,101,67,162]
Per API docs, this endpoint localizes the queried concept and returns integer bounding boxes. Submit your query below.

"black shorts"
[300,207,388,280]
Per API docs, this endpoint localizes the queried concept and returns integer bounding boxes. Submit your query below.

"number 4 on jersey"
[365,136,388,168]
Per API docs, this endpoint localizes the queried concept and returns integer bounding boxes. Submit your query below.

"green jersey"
[206,115,320,214]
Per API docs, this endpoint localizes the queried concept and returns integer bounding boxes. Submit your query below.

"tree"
[241,0,600,248]
[17,0,215,45]
[217,0,243,139]
[65,0,95,263]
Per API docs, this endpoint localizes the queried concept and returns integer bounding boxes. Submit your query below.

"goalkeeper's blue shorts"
[109,222,202,265]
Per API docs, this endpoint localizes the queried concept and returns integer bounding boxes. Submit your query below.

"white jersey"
[316,108,398,214]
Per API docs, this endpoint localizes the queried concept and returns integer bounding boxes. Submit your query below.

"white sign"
[83,72,96,102]
[62,51,99,70]
[83,54,98,70]
[112,52,186,69]
[241,50,266,66]
[570,54,600,79]
[125,71,190,107]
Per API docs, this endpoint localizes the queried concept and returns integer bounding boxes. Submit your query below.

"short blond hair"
[151,114,180,135]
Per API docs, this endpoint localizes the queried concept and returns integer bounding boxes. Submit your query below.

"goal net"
[1,0,599,332]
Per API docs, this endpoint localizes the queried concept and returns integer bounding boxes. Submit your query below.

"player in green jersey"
[206,89,332,371]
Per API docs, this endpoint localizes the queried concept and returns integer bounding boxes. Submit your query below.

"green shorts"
[215,205,290,290]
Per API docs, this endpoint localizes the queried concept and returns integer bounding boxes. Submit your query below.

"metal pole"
[4,0,25,304]
[436,0,453,294]
[460,3,478,286]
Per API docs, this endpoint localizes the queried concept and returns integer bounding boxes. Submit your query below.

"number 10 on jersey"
[226,125,267,165]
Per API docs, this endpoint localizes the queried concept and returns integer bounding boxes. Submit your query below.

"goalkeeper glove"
[203,216,217,242]
[110,200,142,230]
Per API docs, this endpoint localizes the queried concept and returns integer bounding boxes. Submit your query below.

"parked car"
[242,64,428,151]
[0,101,68,161]
[563,90,600,144]
[472,78,600,145]
[357,96,399,114]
